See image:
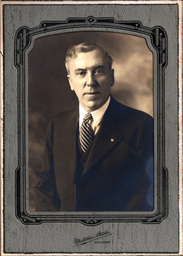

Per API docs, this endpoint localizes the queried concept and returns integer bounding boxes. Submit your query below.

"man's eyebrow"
[74,68,86,73]
[74,65,105,74]
[93,65,105,69]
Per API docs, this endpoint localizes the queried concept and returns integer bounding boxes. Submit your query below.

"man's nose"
[86,72,96,86]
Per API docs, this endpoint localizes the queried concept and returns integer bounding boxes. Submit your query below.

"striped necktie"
[80,113,94,153]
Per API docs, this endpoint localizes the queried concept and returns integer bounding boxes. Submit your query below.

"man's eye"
[79,71,85,75]
[94,69,103,75]
[76,71,86,76]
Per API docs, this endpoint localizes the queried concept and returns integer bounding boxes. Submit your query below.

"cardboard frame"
[0,1,182,255]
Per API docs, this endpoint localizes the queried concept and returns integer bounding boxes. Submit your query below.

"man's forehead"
[69,50,107,68]
[75,49,104,59]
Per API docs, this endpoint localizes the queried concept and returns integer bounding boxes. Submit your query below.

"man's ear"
[67,74,74,91]
[111,69,114,87]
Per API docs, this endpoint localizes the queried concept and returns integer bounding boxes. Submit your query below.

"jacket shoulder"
[52,108,78,123]
[45,108,78,139]
[111,97,153,121]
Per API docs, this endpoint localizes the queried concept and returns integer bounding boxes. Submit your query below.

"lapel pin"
[110,138,114,142]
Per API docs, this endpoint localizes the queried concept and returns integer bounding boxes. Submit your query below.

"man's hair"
[65,42,113,73]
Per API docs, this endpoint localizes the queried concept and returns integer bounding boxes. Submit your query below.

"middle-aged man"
[34,42,154,212]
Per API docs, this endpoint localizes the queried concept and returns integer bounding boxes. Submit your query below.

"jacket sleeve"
[34,119,60,211]
[136,115,154,210]
[126,115,154,211]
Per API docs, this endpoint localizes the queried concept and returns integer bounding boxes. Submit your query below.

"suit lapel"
[83,98,124,174]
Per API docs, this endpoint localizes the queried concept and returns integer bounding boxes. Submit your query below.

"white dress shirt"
[79,96,111,135]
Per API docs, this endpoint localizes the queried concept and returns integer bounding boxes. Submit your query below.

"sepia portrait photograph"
[28,32,154,213]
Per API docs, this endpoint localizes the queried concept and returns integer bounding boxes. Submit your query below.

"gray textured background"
[3,3,179,253]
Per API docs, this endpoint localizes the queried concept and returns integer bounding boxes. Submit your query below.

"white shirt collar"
[79,96,111,131]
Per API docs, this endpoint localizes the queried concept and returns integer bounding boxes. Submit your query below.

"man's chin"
[83,101,103,112]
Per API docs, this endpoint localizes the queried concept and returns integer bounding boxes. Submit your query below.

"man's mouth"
[84,92,99,95]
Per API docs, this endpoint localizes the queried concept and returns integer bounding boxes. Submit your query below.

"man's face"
[67,49,114,112]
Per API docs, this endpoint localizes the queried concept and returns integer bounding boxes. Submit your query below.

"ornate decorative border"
[14,16,168,226]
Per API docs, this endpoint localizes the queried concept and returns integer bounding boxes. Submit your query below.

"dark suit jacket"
[35,97,154,212]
